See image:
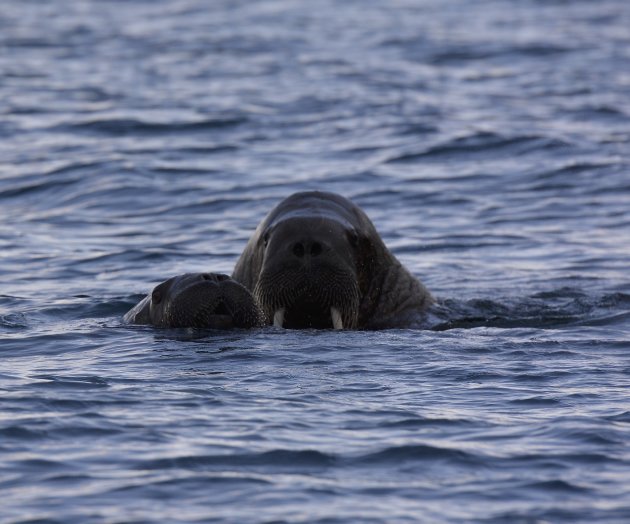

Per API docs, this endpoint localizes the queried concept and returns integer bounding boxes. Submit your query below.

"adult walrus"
[124,273,265,328]
[232,191,433,329]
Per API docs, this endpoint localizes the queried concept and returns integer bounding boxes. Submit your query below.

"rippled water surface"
[2,1,630,522]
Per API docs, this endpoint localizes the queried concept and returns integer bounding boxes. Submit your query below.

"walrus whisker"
[331,307,343,330]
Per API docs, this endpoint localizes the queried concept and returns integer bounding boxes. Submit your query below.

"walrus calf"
[232,191,433,329]
[124,273,264,328]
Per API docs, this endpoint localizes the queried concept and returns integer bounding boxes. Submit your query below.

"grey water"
[1,0,630,522]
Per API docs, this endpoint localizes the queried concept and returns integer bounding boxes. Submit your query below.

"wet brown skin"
[231,191,433,329]
[124,273,265,329]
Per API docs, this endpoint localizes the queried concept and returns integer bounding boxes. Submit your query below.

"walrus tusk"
[331,307,343,330]
[273,308,285,328]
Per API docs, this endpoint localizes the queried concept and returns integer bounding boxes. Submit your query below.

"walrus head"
[232,191,432,330]
[124,273,264,329]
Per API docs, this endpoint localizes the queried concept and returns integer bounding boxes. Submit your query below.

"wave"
[426,43,573,65]
[381,37,574,64]
[133,444,483,474]
[0,312,29,330]
[11,287,627,333]
[0,177,79,199]
[353,444,479,466]
[135,449,336,471]
[428,290,630,330]
[521,479,590,494]
[385,132,570,164]
[51,116,248,136]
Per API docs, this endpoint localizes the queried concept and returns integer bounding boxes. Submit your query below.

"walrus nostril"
[292,242,305,258]
[310,242,322,256]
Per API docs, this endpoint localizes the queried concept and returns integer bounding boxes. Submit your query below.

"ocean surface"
[1,0,630,522]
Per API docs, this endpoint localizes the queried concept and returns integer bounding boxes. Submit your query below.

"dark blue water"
[2,1,630,522]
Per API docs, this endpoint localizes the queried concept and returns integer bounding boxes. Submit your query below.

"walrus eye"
[348,230,359,247]
[152,289,162,304]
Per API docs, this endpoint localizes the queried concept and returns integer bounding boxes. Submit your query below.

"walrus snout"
[253,219,361,330]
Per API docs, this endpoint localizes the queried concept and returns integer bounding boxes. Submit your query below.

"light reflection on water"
[1,0,630,522]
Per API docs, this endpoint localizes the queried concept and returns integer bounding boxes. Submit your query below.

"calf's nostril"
[292,242,305,258]
[311,242,322,256]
